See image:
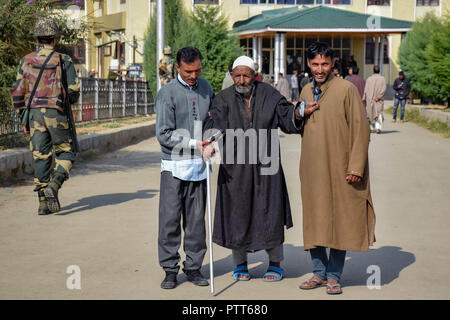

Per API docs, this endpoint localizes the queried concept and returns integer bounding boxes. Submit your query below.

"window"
[286,36,304,74]
[195,0,219,4]
[240,38,253,57]
[277,0,296,4]
[50,0,85,8]
[319,0,351,3]
[74,44,86,64]
[55,44,85,64]
[367,0,390,5]
[240,0,350,4]
[120,0,126,4]
[416,0,440,6]
[365,37,389,64]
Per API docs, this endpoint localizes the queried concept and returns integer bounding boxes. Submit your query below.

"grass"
[75,114,155,136]
[385,106,450,139]
[0,114,156,150]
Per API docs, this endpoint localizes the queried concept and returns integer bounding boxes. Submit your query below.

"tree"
[191,5,243,93]
[143,2,243,96]
[425,14,450,105]
[143,0,200,98]
[398,13,446,104]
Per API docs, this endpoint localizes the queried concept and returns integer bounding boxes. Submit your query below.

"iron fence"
[0,78,154,136]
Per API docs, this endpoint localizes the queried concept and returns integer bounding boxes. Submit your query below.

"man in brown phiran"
[298,42,376,295]
[363,65,386,134]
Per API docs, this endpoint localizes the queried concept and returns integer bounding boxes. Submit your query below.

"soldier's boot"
[37,190,51,215]
[43,175,65,213]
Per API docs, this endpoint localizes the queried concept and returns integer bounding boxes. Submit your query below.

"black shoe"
[184,269,209,286]
[43,185,61,213]
[37,190,51,215]
[161,271,178,289]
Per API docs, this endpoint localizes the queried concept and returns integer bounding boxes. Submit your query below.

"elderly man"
[298,42,375,295]
[203,56,318,282]
[363,65,386,134]
[156,47,214,289]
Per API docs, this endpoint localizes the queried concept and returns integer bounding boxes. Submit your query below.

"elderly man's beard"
[234,82,254,96]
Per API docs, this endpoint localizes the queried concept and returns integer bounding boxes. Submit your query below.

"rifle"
[59,54,80,154]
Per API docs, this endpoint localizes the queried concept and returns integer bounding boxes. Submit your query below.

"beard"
[234,83,254,95]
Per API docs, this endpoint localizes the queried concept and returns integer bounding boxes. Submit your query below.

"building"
[64,0,449,84]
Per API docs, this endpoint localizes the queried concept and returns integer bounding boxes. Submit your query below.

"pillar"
[274,33,280,84]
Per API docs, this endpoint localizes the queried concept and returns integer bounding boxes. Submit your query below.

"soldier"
[10,18,80,215]
[158,46,175,86]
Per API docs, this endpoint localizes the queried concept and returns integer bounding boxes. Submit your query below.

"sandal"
[263,266,284,282]
[326,279,343,295]
[299,275,326,290]
[232,265,250,281]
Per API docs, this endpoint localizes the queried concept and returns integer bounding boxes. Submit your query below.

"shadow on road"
[378,130,400,135]
[201,245,415,295]
[71,150,161,176]
[55,189,159,215]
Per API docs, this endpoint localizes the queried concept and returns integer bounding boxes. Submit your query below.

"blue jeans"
[291,88,299,101]
[393,98,406,120]
[310,247,346,282]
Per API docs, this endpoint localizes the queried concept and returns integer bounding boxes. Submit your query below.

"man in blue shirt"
[156,47,214,289]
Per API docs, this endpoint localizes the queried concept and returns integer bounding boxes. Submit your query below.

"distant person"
[89,69,97,78]
[300,72,310,90]
[332,67,342,78]
[158,46,175,86]
[291,69,299,102]
[346,66,365,99]
[254,63,262,82]
[363,65,386,134]
[392,71,411,123]
[275,73,290,100]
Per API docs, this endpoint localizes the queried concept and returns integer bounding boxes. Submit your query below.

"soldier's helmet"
[33,18,59,37]
[163,46,172,55]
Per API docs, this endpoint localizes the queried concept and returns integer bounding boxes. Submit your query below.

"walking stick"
[206,159,214,294]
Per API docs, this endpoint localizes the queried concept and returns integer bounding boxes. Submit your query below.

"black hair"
[176,46,203,65]
[37,36,54,44]
[352,66,359,75]
[399,71,404,76]
[307,42,334,60]
[373,65,380,74]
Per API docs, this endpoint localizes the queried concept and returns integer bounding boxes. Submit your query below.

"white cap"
[232,56,255,71]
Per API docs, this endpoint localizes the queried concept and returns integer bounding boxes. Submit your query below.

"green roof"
[232,6,413,33]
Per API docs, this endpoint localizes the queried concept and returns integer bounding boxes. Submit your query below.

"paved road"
[1,119,449,300]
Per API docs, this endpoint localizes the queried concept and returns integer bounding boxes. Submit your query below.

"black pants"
[158,171,207,273]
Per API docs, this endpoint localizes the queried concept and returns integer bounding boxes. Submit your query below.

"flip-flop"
[263,266,284,282]
[232,265,250,281]
[326,281,343,295]
[299,276,327,290]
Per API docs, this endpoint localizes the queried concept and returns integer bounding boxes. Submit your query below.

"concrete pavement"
[0,119,449,300]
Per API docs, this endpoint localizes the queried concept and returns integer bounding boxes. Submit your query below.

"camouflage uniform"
[158,47,175,86]
[10,18,80,214]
